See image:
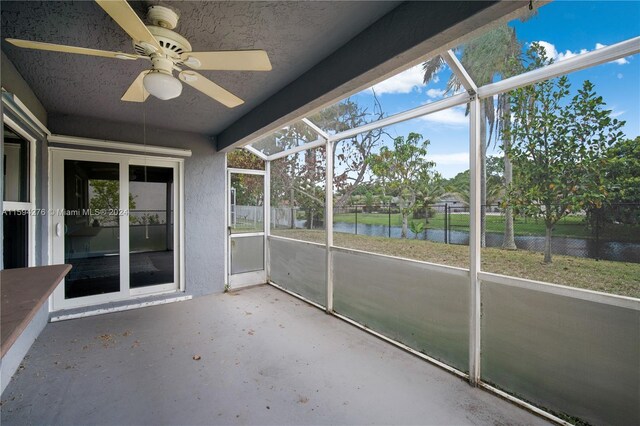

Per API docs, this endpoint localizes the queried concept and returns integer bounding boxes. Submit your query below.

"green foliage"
[408,220,425,239]
[367,132,437,238]
[601,136,640,225]
[232,174,264,207]
[506,43,626,262]
[423,24,522,248]
[227,149,265,170]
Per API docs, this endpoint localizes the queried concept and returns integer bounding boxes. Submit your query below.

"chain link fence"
[331,203,640,263]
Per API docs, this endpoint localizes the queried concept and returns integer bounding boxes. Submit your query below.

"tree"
[227,149,265,170]
[506,43,625,263]
[367,132,437,238]
[89,180,137,226]
[423,24,522,249]
[267,122,326,228]
[309,95,385,208]
[602,136,640,224]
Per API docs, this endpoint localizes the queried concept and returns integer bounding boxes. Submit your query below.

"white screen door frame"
[227,168,266,289]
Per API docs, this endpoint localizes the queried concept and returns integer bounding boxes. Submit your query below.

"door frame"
[227,167,266,289]
[49,147,185,310]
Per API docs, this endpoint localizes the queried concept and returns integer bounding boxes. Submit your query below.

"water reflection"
[332,222,640,263]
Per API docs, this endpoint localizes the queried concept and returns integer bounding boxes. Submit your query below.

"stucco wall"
[48,114,226,296]
[1,50,47,127]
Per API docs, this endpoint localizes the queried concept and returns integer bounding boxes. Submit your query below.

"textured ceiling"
[1,1,399,135]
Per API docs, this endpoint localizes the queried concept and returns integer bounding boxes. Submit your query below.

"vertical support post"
[265,160,271,281]
[355,205,358,235]
[325,138,334,313]
[166,182,172,250]
[388,204,391,238]
[595,207,600,261]
[444,203,448,244]
[469,96,482,386]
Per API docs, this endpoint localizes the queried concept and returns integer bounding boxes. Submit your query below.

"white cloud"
[420,106,468,126]
[536,40,558,61]
[372,65,424,95]
[611,110,626,118]
[427,152,469,166]
[426,88,446,98]
[535,41,630,65]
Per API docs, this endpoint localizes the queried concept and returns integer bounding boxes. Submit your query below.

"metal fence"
[331,203,640,263]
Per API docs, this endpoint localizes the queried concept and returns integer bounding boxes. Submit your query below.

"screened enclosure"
[229,4,640,424]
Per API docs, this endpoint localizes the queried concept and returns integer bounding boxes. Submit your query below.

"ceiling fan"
[5,0,272,107]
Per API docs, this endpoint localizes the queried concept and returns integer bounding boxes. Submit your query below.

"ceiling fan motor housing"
[132,6,191,62]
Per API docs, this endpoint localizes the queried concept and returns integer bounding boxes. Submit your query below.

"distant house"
[437,193,468,212]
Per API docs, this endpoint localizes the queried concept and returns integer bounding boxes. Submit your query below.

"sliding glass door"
[51,150,182,310]
[129,164,176,294]
[62,159,121,299]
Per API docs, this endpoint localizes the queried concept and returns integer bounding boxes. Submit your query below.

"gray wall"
[1,50,47,127]
[48,114,226,296]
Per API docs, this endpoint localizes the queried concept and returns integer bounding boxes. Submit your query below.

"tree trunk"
[544,224,553,264]
[501,101,517,250]
[401,211,408,239]
[290,187,295,228]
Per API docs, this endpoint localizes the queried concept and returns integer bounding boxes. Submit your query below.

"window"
[2,122,35,269]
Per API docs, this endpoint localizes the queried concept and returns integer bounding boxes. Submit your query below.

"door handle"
[56,222,63,237]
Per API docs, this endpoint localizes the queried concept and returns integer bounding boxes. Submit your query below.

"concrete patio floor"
[1,285,548,425]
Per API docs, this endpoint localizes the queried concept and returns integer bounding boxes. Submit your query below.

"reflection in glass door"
[129,165,175,289]
[63,160,120,299]
[228,170,266,288]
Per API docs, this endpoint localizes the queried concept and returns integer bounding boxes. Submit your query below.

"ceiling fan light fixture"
[182,56,201,69]
[143,71,182,100]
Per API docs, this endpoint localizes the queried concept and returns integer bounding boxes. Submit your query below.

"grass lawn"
[332,212,640,241]
[271,228,640,299]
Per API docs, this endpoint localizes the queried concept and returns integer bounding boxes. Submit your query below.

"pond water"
[331,222,640,263]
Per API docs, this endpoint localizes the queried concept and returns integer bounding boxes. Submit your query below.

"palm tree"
[423,24,521,249]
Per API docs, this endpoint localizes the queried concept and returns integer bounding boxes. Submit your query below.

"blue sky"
[340,1,640,179]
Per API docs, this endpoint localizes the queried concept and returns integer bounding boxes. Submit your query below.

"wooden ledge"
[1,264,71,357]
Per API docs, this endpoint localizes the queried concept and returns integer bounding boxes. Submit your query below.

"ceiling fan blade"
[95,0,162,52]
[182,50,272,71]
[121,71,150,102]
[5,38,140,60]
[179,71,244,108]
